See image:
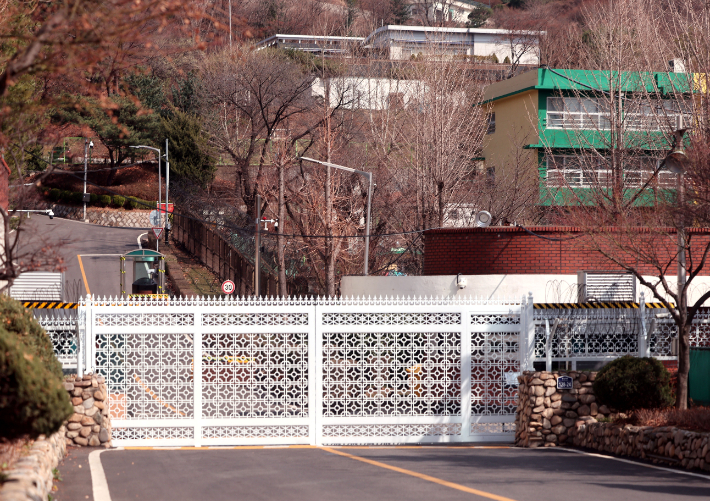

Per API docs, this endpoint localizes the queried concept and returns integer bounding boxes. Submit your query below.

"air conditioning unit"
[577,271,636,302]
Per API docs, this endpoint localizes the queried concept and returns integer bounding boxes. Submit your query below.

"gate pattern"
[78,296,531,447]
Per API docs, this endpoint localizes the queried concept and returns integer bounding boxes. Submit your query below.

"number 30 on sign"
[221,280,235,294]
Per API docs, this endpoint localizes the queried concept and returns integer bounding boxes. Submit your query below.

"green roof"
[482,68,695,103]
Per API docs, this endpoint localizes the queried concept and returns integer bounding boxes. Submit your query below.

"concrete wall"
[341,274,710,304]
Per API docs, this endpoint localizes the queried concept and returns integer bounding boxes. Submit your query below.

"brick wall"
[423,226,710,276]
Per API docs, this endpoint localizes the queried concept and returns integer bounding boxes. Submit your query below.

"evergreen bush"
[0,295,72,439]
[126,197,138,210]
[48,188,61,202]
[99,195,111,207]
[71,192,84,205]
[90,193,98,204]
[113,195,126,208]
[60,190,72,202]
[593,355,674,412]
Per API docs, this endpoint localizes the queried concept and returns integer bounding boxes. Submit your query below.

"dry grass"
[632,407,710,433]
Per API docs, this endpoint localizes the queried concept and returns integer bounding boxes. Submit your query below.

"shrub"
[126,197,138,210]
[113,195,126,208]
[0,295,72,440]
[48,188,61,202]
[90,193,98,204]
[71,192,84,205]
[99,195,111,207]
[593,355,674,412]
[60,190,72,202]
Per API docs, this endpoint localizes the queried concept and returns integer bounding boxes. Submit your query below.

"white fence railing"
[71,294,532,446]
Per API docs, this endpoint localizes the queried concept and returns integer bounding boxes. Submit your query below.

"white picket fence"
[70,294,534,447]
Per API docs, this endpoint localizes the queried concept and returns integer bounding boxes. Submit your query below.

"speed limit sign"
[221,280,235,294]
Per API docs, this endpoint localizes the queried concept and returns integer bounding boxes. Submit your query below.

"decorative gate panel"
[82,296,528,447]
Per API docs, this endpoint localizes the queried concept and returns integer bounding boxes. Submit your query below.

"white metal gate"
[79,295,534,447]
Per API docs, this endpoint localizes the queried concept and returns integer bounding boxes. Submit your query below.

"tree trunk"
[278,158,287,297]
[105,149,117,186]
[676,322,690,410]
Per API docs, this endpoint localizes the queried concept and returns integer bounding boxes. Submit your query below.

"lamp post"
[164,139,170,245]
[130,145,162,230]
[83,140,93,221]
[298,156,373,276]
[662,127,689,302]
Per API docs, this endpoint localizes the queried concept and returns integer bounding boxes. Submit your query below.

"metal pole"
[165,139,170,245]
[83,139,88,221]
[255,195,261,297]
[364,172,372,276]
[678,172,686,304]
[229,0,232,48]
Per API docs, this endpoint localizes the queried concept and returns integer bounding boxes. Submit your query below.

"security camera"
[456,273,467,289]
[46,209,54,219]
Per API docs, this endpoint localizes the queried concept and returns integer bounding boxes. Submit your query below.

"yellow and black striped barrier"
[22,301,78,310]
[534,302,672,309]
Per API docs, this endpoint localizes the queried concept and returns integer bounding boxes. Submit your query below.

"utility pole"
[83,139,88,221]
[165,138,170,245]
[255,194,261,297]
[229,0,232,48]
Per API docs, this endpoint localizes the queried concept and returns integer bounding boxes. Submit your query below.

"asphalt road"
[17,215,148,300]
[55,446,710,501]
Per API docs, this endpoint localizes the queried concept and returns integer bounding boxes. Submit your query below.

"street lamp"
[130,145,163,240]
[83,139,93,221]
[298,157,373,276]
[660,127,689,303]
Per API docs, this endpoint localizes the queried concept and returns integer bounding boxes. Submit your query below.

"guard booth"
[119,249,166,297]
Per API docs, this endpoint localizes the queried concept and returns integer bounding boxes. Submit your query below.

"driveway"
[16,215,147,300]
[54,445,710,501]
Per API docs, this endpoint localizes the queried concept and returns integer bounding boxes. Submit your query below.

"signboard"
[556,376,574,390]
[149,210,161,227]
[221,280,235,295]
[152,227,164,240]
[157,202,174,214]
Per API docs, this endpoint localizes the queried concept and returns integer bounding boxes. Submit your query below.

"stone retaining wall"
[63,373,112,447]
[31,201,150,227]
[0,428,66,501]
[572,422,710,472]
[515,370,612,447]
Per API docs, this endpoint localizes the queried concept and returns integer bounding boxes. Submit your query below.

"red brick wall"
[423,226,710,276]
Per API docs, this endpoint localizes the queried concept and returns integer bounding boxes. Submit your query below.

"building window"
[545,154,674,188]
[486,113,496,134]
[547,97,611,130]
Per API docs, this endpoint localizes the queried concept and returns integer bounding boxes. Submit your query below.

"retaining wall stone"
[30,201,150,227]
[63,373,112,448]
[0,428,66,501]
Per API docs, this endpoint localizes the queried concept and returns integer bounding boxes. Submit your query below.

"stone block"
[550,393,562,402]
[63,382,74,391]
[67,422,82,431]
[80,416,95,426]
[550,400,562,409]
[99,428,110,443]
[551,416,563,426]
[68,413,83,423]
[74,380,91,387]
[92,425,100,433]
[565,411,579,418]
[71,397,83,406]
[85,407,99,417]
[95,401,105,410]
[544,379,557,387]
[578,405,591,417]
[561,393,577,403]
[543,418,551,429]
[73,405,85,415]
[533,386,545,397]
[598,405,610,414]
[94,390,105,401]
[552,425,567,435]
[546,434,557,442]
[540,373,554,380]
[89,435,101,446]
[67,431,80,439]
[541,408,554,420]
[590,402,598,416]
[92,379,98,388]
[73,388,83,397]
[579,394,596,404]
[83,397,95,409]
[535,396,544,406]
[530,378,544,386]
[563,418,577,427]
[74,437,88,446]
[79,427,92,438]
[533,405,546,413]
[545,386,557,397]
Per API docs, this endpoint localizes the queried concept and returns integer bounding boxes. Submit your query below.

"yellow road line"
[123,445,317,450]
[322,447,518,501]
[121,445,511,451]
[78,255,91,295]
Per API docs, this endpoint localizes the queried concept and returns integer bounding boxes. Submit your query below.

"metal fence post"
[77,297,86,377]
[522,293,535,371]
[461,301,472,442]
[194,312,202,447]
[638,291,647,357]
[311,300,320,446]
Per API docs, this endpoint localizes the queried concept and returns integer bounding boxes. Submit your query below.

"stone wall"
[0,428,67,501]
[31,201,150,227]
[63,373,112,447]
[515,370,612,447]
[573,422,710,472]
